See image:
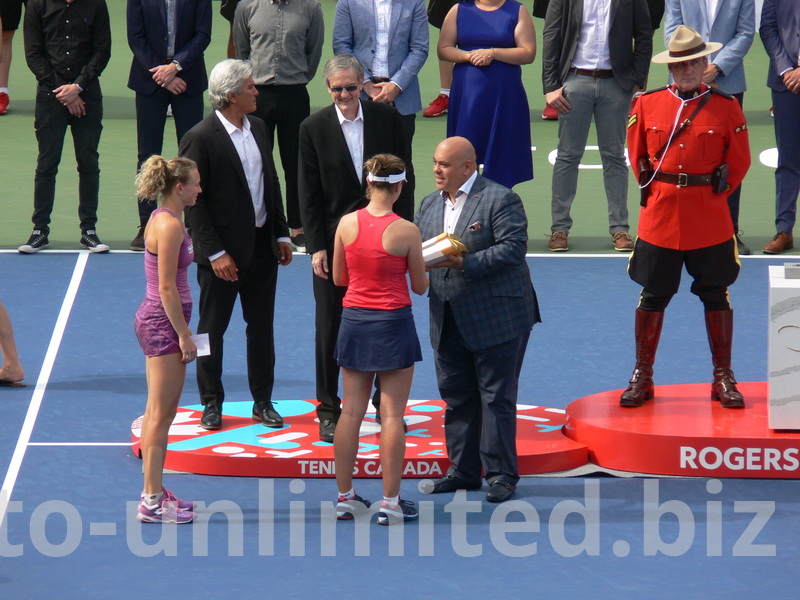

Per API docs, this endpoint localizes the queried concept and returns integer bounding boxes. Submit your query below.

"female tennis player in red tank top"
[331,154,428,525]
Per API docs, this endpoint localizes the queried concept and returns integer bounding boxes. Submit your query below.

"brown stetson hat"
[652,25,723,64]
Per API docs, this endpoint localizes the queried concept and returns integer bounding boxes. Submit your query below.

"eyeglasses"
[329,85,359,94]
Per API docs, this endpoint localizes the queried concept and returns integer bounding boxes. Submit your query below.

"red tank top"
[342,209,411,310]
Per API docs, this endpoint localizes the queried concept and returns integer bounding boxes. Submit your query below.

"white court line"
[27,443,131,447]
[0,251,89,529]
[0,249,781,259]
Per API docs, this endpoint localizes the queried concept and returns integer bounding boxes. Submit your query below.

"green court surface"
[0,1,784,253]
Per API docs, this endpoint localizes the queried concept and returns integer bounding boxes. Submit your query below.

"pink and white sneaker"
[140,488,194,511]
[137,497,194,524]
[161,487,195,510]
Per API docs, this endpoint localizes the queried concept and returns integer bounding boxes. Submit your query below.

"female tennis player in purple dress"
[133,155,201,524]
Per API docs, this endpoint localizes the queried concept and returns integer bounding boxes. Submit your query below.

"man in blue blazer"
[127,0,212,250]
[332,0,429,203]
[664,0,755,254]
[416,136,540,503]
[761,0,800,255]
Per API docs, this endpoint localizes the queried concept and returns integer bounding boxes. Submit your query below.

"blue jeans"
[551,72,632,235]
[32,81,103,234]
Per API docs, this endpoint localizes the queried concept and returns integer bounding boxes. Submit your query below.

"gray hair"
[322,54,364,88]
[208,59,253,110]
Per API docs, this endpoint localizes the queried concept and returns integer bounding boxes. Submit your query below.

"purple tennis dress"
[134,208,194,357]
[447,0,533,188]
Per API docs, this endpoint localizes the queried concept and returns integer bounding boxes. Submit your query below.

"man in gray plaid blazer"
[416,137,541,503]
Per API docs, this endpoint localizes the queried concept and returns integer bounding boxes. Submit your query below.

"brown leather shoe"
[620,368,654,407]
[711,369,745,408]
[548,231,569,252]
[763,232,794,254]
[612,231,634,252]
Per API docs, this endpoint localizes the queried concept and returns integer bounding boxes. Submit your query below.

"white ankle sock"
[143,492,163,507]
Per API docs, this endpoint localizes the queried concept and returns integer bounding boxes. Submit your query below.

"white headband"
[367,171,406,184]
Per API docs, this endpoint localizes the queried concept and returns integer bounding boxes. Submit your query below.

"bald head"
[433,137,477,196]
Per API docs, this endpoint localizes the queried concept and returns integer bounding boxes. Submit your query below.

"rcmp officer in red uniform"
[622,25,751,409]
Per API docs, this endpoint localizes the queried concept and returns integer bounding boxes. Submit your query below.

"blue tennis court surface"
[1,251,799,599]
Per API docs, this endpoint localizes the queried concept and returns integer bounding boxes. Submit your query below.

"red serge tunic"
[342,209,411,310]
[627,84,751,251]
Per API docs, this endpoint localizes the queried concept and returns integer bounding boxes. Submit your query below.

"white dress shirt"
[373,0,393,79]
[335,102,365,183]
[572,0,613,70]
[216,111,266,228]
[705,0,720,35]
[442,171,478,233]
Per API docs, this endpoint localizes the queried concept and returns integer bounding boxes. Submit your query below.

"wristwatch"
[171,60,183,72]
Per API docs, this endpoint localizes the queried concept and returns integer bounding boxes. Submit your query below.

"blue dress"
[447,0,533,188]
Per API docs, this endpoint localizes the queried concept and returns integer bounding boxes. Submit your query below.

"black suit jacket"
[127,0,212,97]
[298,100,411,255]
[179,112,289,270]
[542,0,653,93]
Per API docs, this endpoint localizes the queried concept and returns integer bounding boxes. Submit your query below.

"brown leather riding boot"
[705,310,745,408]
[620,309,664,407]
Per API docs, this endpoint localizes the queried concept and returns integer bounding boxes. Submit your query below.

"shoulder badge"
[642,86,668,96]
[628,113,638,128]
[710,88,735,100]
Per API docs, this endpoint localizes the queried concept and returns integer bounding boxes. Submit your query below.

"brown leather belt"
[569,67,614,78]
[370,76,391,83]
[653,171,713,187]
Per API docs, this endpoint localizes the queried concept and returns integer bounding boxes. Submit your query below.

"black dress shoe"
[252,402,284,428]
[428,473,482,494]
[201,404,222,430]
[486,481,516,503]
[319,418,336,443]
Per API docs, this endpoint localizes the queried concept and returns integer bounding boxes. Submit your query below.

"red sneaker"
[423,93,449,118]
[541,103,558,120]
[0,93,9,115]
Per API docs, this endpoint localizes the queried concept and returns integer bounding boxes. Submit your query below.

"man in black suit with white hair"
[180,59,293,432]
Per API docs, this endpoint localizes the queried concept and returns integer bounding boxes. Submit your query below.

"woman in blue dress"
[438,0,536,188]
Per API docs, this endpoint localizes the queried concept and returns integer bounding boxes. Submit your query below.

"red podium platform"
[131,399,589,478]
[564,382,800,478]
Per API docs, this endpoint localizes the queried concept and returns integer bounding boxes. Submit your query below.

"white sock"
[0,87,9,94]
[143,492,163,507]
[339,488,355,500]
[383,495,399,506]
[440,88,450,96]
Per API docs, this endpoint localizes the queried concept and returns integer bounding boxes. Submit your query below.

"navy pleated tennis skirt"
[335,305,422,371]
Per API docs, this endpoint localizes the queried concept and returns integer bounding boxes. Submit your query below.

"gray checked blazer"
[415,175,541,352]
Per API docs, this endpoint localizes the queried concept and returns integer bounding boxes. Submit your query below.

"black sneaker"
[377,498,418,525]
[18,230,49,254]
[736,232,751,256]
[130,226,145,251]
[80,230,110,253]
